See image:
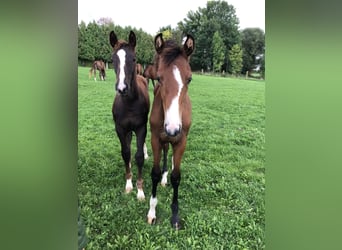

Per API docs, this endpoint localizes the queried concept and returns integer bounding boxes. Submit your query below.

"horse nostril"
[118,87,127,95]
[165,124,181,137]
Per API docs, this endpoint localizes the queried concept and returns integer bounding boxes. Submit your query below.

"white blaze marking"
[164,66,183,133]
[147,196,158,223]
[117,49,126,92]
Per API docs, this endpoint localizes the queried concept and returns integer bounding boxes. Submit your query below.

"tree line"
[78,1,265,78]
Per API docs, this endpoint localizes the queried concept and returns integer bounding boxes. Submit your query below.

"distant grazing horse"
[109,30,150,200]
[147,33,195,229]
[136,63,143,75]
[89,60,106,81]
[143,64,158,88]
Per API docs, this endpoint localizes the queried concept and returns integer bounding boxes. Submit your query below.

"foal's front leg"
[116,128,133,193]
[170,138,186,229]
[147,135,162,224]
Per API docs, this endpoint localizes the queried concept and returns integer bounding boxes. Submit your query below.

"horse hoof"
[137,189,145,201]
[125,187,133,193]
[137,194,145,201]
[147,216,156,225]
[172,222,181,230]
[171,215,181,230]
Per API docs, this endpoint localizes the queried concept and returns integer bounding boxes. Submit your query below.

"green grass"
[78,66,265,249]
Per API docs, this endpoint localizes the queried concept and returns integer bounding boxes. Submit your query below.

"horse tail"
[89,61,97,81]
[89,67,93,79]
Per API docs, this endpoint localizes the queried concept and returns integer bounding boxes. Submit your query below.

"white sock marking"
[143,143,148,159]
[147,196,158,223]
[161,171,168,186]
[172,156,174,171]
[137,188,145,200]
[125,178,133,193]
[117,49,126,92]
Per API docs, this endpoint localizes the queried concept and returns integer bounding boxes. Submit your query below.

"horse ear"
[183,34,195,57]
[128,31,136,48]
[154,33,164,54]
[109,31,118,48]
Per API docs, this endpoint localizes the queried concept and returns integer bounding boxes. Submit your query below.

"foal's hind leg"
[161,143,169,186]
[143,142,148,160]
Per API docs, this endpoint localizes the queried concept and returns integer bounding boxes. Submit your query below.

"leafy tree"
[212,31,225,73]
[178,1,240,72]
[158,26,173,40]
[96,17,114,26]
[240,28,265,75]
[134,28,155,66]
[229,44,243,76]
[259,54,265,79]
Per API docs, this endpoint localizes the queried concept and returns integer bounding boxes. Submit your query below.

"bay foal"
[109,30,150,200]
[147,33,195,229]
[89,60,106,81]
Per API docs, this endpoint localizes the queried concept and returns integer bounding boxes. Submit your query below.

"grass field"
[78,66,265,249]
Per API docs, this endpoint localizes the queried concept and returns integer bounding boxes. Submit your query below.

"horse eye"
[187,76,192,84]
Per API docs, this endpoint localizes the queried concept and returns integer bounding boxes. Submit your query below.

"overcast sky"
[78,0,265,35]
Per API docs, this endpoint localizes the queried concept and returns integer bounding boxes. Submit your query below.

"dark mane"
[162,40,184,66]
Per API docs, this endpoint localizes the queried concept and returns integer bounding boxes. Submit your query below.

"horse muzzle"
[116,83,128,96]
[164,123,182,137]
[118,88,128,96]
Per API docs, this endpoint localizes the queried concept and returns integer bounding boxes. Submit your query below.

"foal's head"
[154,33,195,137]
[109,30,137,96]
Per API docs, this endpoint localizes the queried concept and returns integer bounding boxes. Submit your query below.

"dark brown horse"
[136,63,143,75]
[109,30,150,200]
[142,64,158,88]
[89,60,106,81]
[147,33,195,229]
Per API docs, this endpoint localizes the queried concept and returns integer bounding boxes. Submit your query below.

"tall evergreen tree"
[212,31,225,73]
[178,1,240,72]
[229,44,243,76]
[78,21,94,64]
